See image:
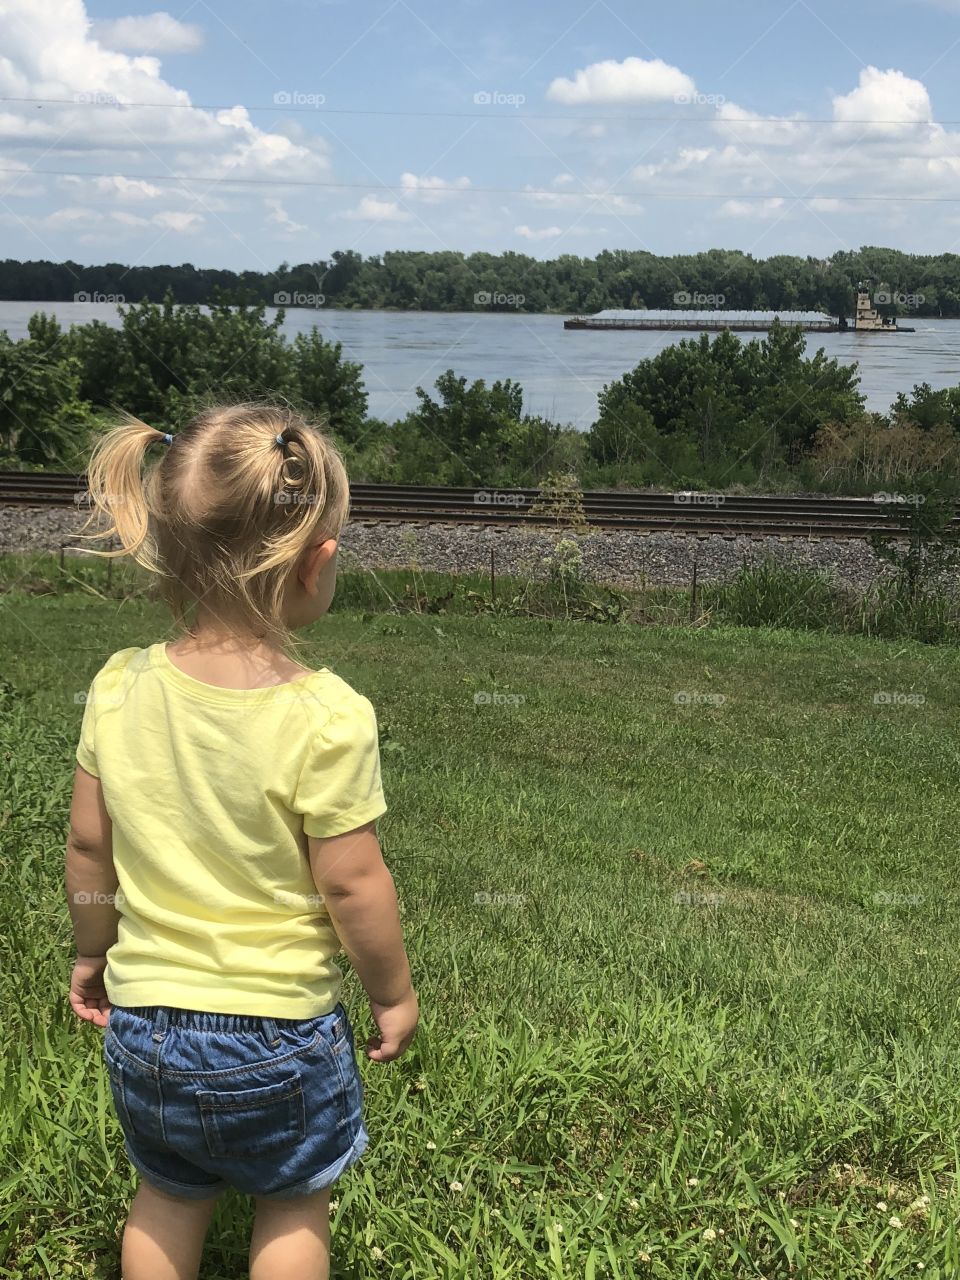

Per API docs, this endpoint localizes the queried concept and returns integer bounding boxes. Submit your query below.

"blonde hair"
[80,402,350,649]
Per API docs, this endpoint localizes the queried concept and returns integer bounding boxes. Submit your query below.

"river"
[2,300,958,427]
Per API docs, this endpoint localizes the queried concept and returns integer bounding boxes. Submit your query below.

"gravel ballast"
[0,505,899,592]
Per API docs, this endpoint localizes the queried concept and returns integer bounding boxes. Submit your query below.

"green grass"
[2,585,960,1278]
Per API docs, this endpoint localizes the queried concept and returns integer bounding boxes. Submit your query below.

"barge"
[564,288,915,334]
[564,308,839,332]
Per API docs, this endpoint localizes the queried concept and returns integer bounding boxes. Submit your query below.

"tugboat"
[853,284,915,333]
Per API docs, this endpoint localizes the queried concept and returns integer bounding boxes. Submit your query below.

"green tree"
[291,329,368,441]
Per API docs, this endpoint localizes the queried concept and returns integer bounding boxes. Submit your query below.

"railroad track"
[0,472,943,540]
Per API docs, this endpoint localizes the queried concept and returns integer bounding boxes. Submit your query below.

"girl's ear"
[298,538,338,594]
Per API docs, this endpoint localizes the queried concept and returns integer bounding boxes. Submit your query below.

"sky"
[3,0,960,270]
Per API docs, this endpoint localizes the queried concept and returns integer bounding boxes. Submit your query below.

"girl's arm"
[309,821,418,1063]
[64,764,118,1026]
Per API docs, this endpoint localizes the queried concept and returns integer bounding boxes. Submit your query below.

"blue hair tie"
[275,434,285,447]
[161,432,174,445]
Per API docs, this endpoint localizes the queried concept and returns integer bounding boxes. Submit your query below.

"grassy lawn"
[2,583,959,1278]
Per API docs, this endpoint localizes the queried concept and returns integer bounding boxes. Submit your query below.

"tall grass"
[5,547,960,643]
[703,559,960,645]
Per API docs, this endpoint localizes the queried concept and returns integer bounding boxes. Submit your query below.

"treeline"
[3,299,960,498]
[4,246,960,315]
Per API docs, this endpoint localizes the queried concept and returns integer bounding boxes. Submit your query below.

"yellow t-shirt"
[75,643,387,1018]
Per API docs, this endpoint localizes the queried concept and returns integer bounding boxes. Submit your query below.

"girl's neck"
[166,631,311,690]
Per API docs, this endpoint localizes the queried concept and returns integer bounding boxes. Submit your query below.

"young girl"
[64,404,418,1280]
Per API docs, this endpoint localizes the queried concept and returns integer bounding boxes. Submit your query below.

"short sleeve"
[74,648,139,778]
[75,686,99,776]
[295,696,387,838]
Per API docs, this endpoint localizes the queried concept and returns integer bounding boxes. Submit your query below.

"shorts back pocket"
[197,1075,306,1158]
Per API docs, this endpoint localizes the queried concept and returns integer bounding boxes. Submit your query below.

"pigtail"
[236,416,346,585]
[78,412,167,568]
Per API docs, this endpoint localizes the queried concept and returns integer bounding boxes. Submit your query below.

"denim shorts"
[103,1002,368,1200]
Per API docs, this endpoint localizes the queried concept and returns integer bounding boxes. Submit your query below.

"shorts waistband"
[116,1006,315,1047]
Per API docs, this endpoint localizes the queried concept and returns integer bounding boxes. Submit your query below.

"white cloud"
[62,174,164,200]
[523,183,643,215]
[719,197,786,218]
[399,173,471,203]
[266,198,307,233]
[514,224,563,240]
[43,204,203,232]
[346,195,411,221]
[45,206,95,228]
[400,173,470,190]
[547,56,695,105]
[523,184,581,209]
[807,198,852,213]
[832,66,932,134]
[91,12,204,54]
[714,102,807,146]
[0,0,330,188]
[633,147,714,180]
[0,159,45,197]
[621,63,960,235]
[152,210,202,231]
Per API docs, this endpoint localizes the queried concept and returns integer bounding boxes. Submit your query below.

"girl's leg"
[121,1180,219,1280]
[249,1187,331,1280]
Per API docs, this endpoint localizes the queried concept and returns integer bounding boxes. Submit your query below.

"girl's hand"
[366,989,419,1063]
[69,955,112,1028]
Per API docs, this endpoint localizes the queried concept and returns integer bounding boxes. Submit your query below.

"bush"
[590,322,865,480]
[809,415,960,495]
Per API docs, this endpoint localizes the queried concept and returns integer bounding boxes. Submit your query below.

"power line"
[1,165,959,202]
[0,95,952,126]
